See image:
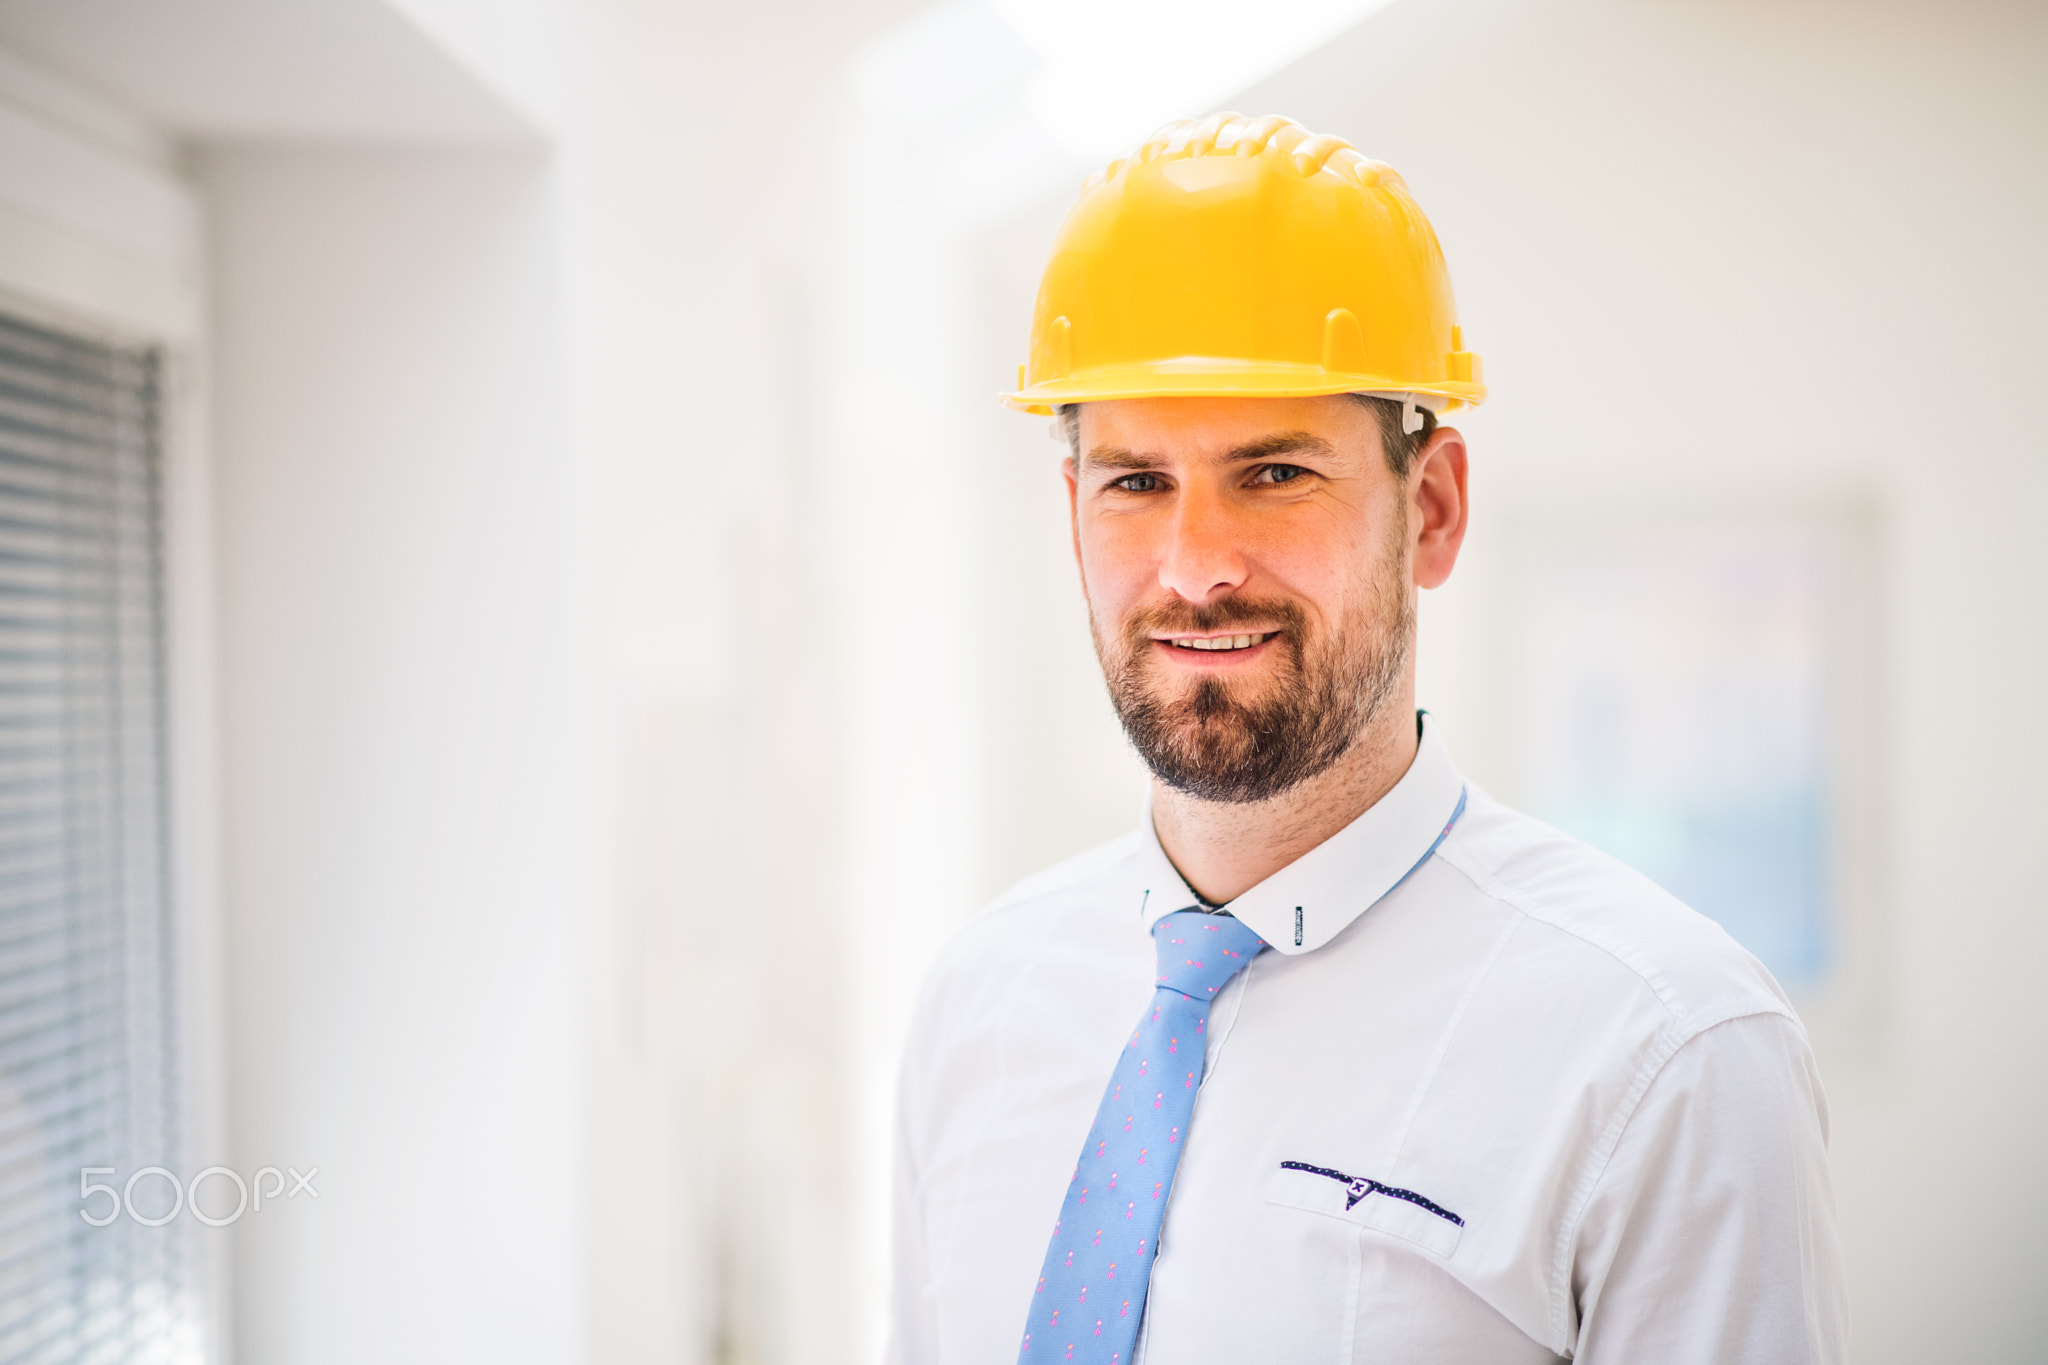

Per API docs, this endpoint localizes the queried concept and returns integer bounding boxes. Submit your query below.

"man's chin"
[1134,671,1280,716]
[1135,707,1273,777]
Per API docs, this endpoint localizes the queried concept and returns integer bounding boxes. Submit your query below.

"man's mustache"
[1122,596,1308,640]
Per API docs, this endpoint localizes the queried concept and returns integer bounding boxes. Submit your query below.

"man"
[887,114,1846,1363]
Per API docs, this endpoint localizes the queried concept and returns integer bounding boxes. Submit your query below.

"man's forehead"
[1074,395,1379,469]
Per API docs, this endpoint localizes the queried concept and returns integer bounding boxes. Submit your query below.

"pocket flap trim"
[1264,1160,1465,1259]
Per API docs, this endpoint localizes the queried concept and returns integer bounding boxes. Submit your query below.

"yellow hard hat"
[1003,113,1483,417]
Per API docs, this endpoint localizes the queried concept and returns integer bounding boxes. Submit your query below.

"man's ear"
[1410,426,1469,591]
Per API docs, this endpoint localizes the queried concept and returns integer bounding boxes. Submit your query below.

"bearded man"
[886,115,1847,1365]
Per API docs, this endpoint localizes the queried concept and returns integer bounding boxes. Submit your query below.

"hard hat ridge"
[1004,113,1483,417]
[1082,114,1406,197]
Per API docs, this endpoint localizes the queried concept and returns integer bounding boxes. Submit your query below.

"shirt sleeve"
[1571,1010,1849,1364]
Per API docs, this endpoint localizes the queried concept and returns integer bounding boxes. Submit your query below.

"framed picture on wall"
[1502,509,1883,1032]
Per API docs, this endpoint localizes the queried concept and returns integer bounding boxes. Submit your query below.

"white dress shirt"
[887,716,1847,1363]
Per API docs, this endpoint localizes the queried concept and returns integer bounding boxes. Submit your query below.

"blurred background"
[0,0,2039,1361]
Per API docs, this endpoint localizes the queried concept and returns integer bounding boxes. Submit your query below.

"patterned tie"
[1019,909,1267,1363]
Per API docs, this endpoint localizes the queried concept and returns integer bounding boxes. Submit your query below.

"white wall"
[5,2,945,1360]
[199,145,577,1364]
[548,3,921,1361]
[190,3,922,1360]
[945,0,2048,1359]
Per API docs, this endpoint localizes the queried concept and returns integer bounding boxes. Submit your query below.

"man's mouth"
[1160,632,1275,653]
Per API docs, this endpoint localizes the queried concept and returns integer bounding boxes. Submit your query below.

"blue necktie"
[1019,909,1267,1363]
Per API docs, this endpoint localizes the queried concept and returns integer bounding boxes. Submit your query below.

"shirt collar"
[1132,712,1468,956]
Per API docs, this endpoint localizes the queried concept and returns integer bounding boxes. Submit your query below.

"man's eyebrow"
[1080,432,1337,474]
[1225,432,1337,463]
[1078,446,1155,473]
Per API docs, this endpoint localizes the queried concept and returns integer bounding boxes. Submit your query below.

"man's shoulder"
[1433,786,1796,1038]
[905,832,1146,1073]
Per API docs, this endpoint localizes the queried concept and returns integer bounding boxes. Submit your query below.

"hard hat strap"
[1353,390,1443,437]
[1042,394,1441,444]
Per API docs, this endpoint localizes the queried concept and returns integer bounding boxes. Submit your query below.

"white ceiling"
[0,0,537,142]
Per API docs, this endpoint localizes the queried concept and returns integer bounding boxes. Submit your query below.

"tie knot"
[1152,909,1266,1000]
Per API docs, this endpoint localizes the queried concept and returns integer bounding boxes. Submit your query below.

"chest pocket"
[1264,1159,1465,1259]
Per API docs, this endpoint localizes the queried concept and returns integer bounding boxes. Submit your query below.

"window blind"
[0,312,188,1363]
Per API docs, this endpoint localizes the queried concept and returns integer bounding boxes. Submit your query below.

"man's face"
[1065,395,1430,804]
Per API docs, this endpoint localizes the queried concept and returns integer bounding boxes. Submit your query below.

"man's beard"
[1092,544,1414,805]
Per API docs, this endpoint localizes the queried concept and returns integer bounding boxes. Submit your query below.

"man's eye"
[1256,464,1308,485]
[1113,473,1161,493]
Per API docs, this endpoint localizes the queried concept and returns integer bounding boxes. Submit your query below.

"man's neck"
[1150,688,1421,906]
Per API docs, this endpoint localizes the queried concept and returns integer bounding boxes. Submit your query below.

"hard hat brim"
[1001,361,1486,417]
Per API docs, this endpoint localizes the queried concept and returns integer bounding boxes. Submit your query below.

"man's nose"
[1156,486,1249,604]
